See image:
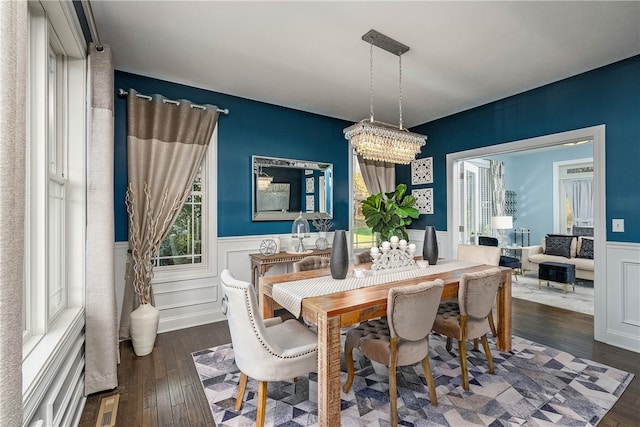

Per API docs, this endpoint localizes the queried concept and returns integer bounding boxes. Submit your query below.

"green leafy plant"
[361,183,419,243]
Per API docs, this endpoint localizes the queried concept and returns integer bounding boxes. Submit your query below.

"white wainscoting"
[602,242,640,352]
[116,233,639,353]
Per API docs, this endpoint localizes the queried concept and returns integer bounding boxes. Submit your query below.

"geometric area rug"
[192,333,633,426]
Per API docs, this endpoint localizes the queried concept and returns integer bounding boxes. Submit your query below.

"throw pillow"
[578,236,594,259]
[544,235,574,258]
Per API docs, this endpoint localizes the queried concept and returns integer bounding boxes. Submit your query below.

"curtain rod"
[118,89,229,115]
[82,0,103,52]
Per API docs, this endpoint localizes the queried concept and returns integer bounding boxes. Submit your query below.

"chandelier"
[344,29,426,165]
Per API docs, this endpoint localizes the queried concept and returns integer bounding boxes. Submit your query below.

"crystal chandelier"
[344,30,426,165]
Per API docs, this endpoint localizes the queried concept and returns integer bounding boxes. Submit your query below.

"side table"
[249,248,332,290]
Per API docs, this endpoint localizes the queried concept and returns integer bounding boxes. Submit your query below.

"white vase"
[130,303,160,356]
[319,231,328,239]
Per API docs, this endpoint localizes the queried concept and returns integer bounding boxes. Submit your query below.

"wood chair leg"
[445,337,452,352]
[256,381,268,427]
[473,338,479,351]
[420,356,438,406]
[480,334,495,374]
[458,339,470,391]
[343,345,355,393]
[389,340,399,427]
[234,372,248,411]
[488,310,497,337]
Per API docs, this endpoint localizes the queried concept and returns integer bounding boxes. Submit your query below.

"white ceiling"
[90,1,640,127]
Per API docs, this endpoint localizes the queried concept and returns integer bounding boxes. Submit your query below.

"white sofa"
[521,235,594,281]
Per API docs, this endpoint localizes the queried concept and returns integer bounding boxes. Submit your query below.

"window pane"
[48,181,65,318]
[353,154,375,250]
[157,171,204,267]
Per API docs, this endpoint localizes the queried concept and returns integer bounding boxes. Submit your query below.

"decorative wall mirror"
[252,155,333,221]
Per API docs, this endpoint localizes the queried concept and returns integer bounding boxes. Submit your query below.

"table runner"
[272,259,481,318]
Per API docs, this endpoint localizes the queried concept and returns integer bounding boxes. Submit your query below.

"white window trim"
[152,127,218,284]
[552,157,594,233]
[23,0,87,413]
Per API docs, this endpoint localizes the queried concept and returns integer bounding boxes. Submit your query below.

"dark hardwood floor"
[79,299,639,427]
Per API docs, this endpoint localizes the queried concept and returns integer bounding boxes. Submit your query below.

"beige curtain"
[119,89,219,340]
[357,155,395,195]
[0,1,27,425]
[85,43,118,395]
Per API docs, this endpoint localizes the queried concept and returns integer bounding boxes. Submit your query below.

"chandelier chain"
[399,54,403,130]
[369,43,374,122]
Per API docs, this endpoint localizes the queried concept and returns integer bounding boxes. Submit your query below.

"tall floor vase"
[330,230,349,279]
[130,303,160,356]
[422,226,439,265]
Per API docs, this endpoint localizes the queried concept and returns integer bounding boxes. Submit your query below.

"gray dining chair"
[353,251,373,264]
[343,280,444,427]
[432,267,502,391]
[456,244,501,337]
[292,255,330,272]
[220,270,318,427]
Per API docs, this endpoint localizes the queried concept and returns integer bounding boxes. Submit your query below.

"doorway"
[446,125,606,339]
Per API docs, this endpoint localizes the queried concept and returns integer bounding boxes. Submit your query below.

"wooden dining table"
[259,261,512,427]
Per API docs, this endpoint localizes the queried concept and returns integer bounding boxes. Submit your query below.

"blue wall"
[400,55,640,243]
[498,145,592,245]
[114,71,351,241]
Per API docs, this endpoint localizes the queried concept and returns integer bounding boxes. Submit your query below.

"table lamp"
[491,215,513,247]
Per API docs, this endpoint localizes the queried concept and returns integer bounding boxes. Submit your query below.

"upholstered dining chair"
[353,250,373,265]
[292,255,330,272]
[343,280,444,427]
[456,244,501,337]
[432,267,502,391]
[220,270,318,427]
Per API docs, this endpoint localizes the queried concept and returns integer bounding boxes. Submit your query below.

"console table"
[249,248,332,290]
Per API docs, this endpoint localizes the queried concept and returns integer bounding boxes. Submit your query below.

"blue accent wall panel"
[114,71,351,241]
[403,55,640,243]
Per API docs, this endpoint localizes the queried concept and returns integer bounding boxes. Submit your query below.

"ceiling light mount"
[361,29,409,56]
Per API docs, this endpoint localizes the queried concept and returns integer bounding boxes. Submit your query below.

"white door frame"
[446,125,606,341]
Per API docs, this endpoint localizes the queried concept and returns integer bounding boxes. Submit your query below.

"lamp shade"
[491,216,513,230]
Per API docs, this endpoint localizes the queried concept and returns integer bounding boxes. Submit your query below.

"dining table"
[259,259,512,427]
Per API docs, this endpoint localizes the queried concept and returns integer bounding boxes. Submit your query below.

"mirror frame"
[252,155,333,221]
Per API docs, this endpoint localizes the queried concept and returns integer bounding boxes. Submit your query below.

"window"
[23,2,85,359]
[157,168,205,267]
[352,152,375,250]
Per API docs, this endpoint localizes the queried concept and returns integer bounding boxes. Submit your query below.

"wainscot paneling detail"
[23,311,86,427]
[605,242,640,352]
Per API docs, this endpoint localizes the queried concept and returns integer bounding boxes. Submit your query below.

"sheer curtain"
[119,89,219,340]
[490,160,506,217]
[357,155,395,195]
[0,2,27,424]
[85,43,118,395]
[563,179,594,226]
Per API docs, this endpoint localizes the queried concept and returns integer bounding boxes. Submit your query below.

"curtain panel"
[357,155,396,195]
[85,43,118,395]
[0,1,27,424]
[490,160,506,216]
[563,179,594,226]
[119,89,219,340]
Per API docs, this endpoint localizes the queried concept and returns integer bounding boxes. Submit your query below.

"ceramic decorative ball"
[315,237,329,250]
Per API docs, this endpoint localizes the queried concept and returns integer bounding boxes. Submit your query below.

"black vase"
[330,230,349,279]
[422,226,438,265]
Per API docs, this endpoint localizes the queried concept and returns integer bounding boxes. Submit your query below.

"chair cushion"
[345,318,429,367]
[433,302,489,341]
[499,255,520,269]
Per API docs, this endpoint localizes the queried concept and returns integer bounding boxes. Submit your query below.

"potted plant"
[361,183,419,244]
